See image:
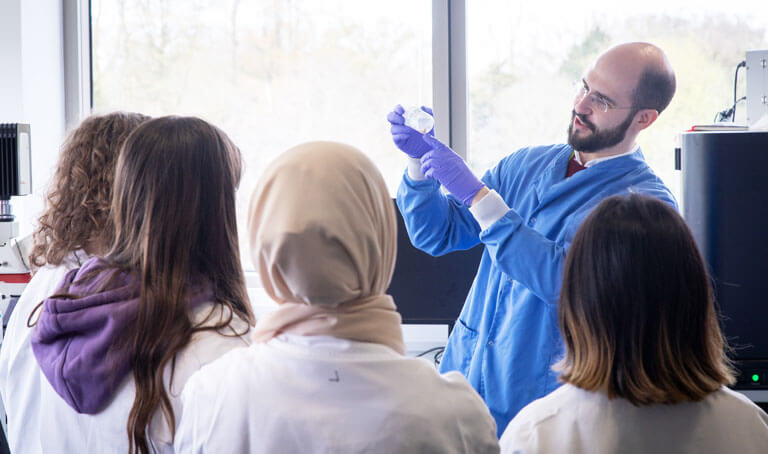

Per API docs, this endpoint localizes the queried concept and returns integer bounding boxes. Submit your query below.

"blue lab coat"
[396,144,677,435]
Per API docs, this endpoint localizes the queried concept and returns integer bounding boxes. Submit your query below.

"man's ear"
[634,109,659,131]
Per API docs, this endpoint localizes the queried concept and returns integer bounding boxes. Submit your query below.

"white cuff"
[406,157,426,181]
[469,189,509,231]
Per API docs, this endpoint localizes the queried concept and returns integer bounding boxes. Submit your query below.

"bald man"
[387,42,678,435]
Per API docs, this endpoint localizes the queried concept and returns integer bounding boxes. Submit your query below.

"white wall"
[0,0,67,236]
[0,1,23,121]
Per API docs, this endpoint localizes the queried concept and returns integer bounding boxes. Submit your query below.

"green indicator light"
[752,374,760,382]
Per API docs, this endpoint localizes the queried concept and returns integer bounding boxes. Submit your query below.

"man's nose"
[574,94,593,115]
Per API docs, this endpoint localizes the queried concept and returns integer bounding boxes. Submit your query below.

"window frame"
[69,0,470,291]
[75,0,469,156]
[63,0,92,130]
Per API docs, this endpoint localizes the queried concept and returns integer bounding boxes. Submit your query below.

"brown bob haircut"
[556,194,734,405]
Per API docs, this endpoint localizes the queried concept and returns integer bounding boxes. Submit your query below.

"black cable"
[434,348,444,366]
[732,60,747,122]
[416,346,445,367]
[416,346,444,358]
[714,96,747,123]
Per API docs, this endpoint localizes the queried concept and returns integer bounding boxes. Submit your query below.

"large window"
[467,0,768,200]
[91,0,432,268]
[91,0,768,265]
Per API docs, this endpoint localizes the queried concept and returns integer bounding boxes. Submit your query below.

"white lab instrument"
[747,50,768,127]
[0,122,32,447]
[0,123,32,345]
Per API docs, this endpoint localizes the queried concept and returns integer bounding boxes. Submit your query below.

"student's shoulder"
[390,359,488,410]
[712,387,768,418]
[7,257,84,334]
[182,344,262,395]
[177,305,252,382]
[518,383,582,419]
[500,385,584,451]
[402,366,499,449]
[29,255,84,289]
[197,340,262,372]
[432,369,484,398]
[506,384,588,434]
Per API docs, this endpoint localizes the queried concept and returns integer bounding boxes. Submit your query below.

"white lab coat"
[0,252,251,454]
[175,334,500,454]
[0,250,87,454]
[500,383,768,454]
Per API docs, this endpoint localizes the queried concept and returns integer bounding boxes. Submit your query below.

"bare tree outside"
[92,0,768,266]
[92,0,432,269]
[467,0,768,199]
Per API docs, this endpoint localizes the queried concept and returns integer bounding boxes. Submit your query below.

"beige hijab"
[248,141,405,354]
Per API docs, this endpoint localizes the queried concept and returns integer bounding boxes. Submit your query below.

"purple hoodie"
[31,257,213,414]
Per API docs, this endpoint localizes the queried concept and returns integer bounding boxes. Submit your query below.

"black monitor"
[387,199,484,325]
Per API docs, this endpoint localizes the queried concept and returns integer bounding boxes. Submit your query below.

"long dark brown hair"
[106,116,254,453]
[557,194,734,405]
[29,112,149,268]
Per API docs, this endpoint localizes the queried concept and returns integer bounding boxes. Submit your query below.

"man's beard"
[567,109,636,152]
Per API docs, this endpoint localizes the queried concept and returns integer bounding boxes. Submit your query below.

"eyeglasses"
[573,80,635,113]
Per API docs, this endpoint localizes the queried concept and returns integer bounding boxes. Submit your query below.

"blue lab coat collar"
[534,146,647,209]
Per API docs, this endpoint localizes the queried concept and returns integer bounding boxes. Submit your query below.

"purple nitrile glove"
[421,134,485,206]
[387,104,434,159]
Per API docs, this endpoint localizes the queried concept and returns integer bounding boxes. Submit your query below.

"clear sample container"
[403,106,434,134]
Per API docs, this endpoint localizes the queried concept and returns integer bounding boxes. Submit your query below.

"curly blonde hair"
[29,112,150,269]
